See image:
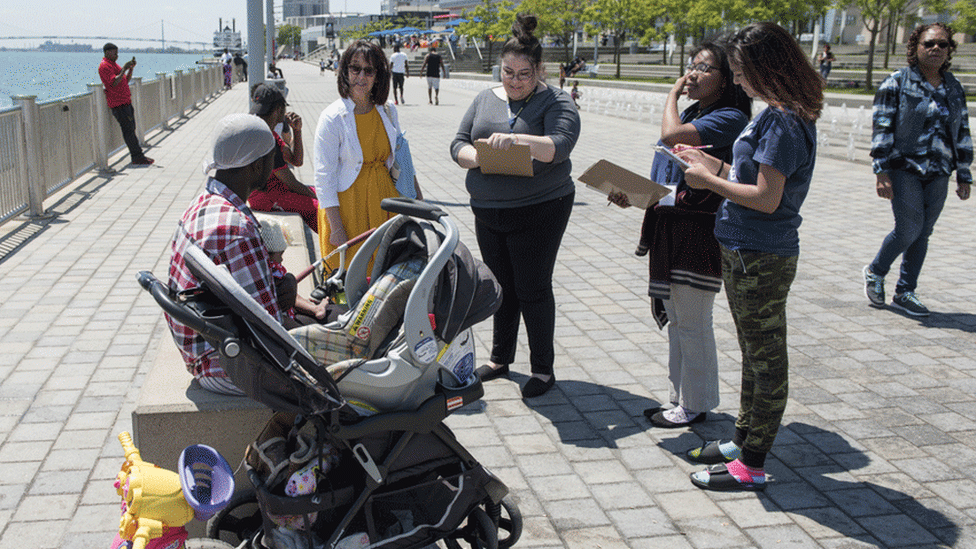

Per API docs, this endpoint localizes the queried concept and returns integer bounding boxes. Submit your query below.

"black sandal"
[690,463,766,492]
[686,440,737,465]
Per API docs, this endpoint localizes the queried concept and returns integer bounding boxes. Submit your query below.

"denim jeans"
[869,169,949,295]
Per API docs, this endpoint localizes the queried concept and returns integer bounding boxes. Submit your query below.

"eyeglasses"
[922,40,950,49]
[685,62,720,74]
[501,67,535,81]
[348,64,376,76]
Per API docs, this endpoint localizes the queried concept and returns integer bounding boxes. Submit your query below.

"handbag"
[383,105,417,199]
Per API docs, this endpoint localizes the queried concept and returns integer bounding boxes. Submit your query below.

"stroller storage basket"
[365,464,492,549]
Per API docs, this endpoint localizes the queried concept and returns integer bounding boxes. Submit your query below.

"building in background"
[284,0,330,18]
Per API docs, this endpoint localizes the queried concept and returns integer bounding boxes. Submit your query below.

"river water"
[0,50,212,109]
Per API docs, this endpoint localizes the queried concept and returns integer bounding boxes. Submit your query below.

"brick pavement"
[0,58,974,548]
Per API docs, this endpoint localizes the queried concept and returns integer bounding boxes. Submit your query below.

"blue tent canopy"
[368,27,425,37]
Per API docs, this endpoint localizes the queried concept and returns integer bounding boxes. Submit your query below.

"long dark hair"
[337,40,391,105]
[907,22,956,73]
[690,40,751,119]
[728,22,823,123]
[501,13,543,67]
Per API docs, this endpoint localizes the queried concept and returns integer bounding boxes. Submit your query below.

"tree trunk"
[883,15,893,70]
[614,32,621,79]
[866,24,879,90]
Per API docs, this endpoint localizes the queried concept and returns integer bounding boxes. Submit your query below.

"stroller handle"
[381,197,446,221]
[136,271,242,359]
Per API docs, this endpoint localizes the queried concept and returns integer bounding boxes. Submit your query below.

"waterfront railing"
[0,64,222,228]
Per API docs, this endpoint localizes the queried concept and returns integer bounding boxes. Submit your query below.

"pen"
[671,144,713,152]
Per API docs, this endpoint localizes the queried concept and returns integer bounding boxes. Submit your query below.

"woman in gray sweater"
[450,13,580,398]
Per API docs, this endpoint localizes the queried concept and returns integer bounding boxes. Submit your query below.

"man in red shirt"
[98,43,153,165]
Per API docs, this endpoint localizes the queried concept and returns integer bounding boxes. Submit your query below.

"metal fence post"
[88,83,111,172]
[174,70,186,118]
[157,72,170,130]
[13,95,46,218]
[132,77,146,147]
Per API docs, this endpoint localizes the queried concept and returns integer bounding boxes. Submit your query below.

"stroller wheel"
[494,495,522,549]
[185,539,238,549]
[206,488,262,545]
[444,506,498,549]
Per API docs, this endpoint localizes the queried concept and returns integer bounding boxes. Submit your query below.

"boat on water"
[213,18,243,57]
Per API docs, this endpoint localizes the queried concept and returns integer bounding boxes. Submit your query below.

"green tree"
[458,0,518,68]
[850,0,912,89]
[520,0,594,64]
[340,20,393,42]
[951,0,976,33]
[278,24,303,52]
[582,0,657,78]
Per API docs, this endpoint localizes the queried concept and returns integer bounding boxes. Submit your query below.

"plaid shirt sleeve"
[870,73,900,175]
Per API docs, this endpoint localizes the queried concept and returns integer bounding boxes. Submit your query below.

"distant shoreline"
[0,47,210,54]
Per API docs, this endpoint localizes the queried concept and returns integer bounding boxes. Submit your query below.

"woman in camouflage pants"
[677,22,824,492]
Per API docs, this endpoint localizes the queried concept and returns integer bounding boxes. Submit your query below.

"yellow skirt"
[317,163,398,270]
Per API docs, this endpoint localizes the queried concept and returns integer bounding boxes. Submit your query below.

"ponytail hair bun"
[503,13,543,65]
[513,13,538,42]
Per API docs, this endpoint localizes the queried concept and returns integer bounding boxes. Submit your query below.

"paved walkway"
[1,59,975,549]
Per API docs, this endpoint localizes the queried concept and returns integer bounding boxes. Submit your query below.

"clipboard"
[652,146,691,170]
[474,139,534,177]
[578,159,672,209]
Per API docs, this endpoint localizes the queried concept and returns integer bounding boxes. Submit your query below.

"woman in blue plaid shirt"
[863,22,972,317]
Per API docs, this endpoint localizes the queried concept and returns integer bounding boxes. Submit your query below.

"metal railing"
[0,64,221,227]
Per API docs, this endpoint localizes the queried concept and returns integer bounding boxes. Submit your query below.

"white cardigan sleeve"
[313,105,345,209]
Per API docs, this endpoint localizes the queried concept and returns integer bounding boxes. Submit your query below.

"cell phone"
[653,146,690,170]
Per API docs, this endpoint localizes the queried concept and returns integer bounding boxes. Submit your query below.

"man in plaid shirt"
[167,113,280,395]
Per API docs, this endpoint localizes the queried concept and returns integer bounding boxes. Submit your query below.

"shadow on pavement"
[663,421,959,547]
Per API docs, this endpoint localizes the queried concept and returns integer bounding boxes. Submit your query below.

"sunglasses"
[922,40,950,49]
[348,64,376,76]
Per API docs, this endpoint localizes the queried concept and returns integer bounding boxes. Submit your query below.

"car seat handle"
[381,197,445,221]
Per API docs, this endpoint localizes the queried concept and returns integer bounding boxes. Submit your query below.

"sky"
[0,0,382,50]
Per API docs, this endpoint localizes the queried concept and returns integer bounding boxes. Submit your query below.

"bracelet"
[715,161,724,177]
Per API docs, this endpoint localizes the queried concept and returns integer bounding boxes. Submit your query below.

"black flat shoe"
[642,403,677,420]
[475,363,509,381]
[521,376,555,398]
[649,410,705,429]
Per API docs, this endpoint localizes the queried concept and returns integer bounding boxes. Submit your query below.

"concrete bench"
[132,211,319,536]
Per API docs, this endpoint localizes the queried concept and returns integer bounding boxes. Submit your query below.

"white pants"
[662,284,720,413]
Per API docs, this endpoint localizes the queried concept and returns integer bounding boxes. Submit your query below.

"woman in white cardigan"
[313,40,422,264]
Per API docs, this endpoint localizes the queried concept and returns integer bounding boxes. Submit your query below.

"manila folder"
[474,139,534,177]
[578,159,672,209]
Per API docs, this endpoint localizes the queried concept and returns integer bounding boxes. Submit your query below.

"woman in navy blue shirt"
[678,22,823,492]
[614,41,750,429]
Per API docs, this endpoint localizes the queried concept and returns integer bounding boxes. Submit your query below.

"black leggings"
[472,192,574,375]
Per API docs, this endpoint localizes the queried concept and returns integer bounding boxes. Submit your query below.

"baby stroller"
[139,199,522,549]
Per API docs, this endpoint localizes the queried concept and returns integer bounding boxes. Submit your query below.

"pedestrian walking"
[862,22,972,317]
